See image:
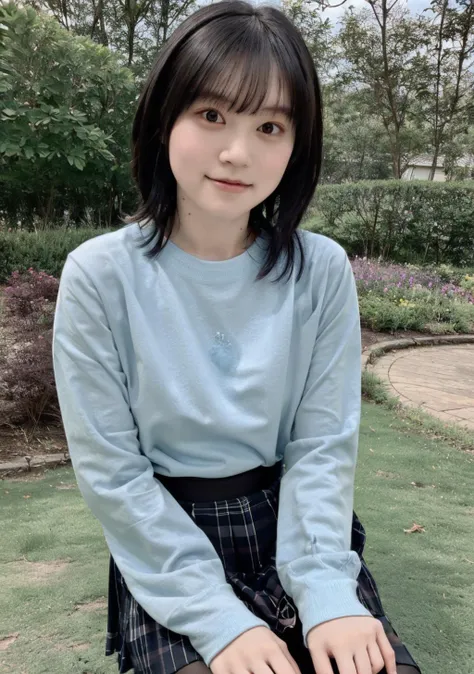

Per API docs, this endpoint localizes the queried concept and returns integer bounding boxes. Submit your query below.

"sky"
[258,0,432,27]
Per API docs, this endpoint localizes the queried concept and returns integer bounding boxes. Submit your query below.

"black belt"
[154,461,283,502]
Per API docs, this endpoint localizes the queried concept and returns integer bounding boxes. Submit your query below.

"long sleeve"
[52,254,269,666]
[276,245,372,645]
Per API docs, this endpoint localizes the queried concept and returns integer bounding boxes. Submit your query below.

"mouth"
[207,176,252,187]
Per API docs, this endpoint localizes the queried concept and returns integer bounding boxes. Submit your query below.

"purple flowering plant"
[351,257,474,305]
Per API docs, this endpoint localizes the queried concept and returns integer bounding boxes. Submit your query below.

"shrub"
[361,371,399,409]
[0,227,114,282]
[352,257,474,333]
[307,180,474,267]
[0,269,60,427]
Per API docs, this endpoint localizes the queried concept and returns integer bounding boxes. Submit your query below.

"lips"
[208,176,251,187]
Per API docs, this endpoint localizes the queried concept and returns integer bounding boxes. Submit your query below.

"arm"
[52,254,269,666]
[276,244,372,646]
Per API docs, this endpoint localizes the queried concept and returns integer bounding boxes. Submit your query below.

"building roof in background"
[407,154,474,168]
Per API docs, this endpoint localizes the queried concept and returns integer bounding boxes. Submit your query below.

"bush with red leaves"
[0,268,60,427]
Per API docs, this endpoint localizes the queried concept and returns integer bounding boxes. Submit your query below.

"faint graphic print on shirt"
[209,331,239,374]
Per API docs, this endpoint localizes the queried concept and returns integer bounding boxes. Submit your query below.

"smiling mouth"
[207,176,252,187]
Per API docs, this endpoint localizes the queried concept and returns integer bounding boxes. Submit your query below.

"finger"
[333,653,357,674]
[252,664,278,674]
[367,642,385,673]
[353,648,373,674]
[376,628,397,674]
[309,648,337,674]
[278,642,302,674]
[268,645,301,674]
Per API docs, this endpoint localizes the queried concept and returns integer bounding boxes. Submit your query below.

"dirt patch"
[73,598,108,613]
[0,633,20,652]
[375,470,399,479]
[31,633,93,654]
[0,459,71,480]
[0,424,67,463]
[361,328,426,351]
[3,558,72,585]
[70,641,92,651]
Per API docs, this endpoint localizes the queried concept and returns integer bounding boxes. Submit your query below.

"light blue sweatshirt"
[52,223,371,667]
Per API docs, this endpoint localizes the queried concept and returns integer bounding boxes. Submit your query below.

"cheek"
[259,142,294,185]
[168,123,204,176]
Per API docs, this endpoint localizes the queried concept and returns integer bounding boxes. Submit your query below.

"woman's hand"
[210,626,301,674]
[307,616,397,674]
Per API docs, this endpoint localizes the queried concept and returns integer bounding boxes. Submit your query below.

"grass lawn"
[1,401,473,674]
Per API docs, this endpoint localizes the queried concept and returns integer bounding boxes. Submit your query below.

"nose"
[218,134,251,168]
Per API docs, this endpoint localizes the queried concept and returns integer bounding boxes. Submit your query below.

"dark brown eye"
[203,110,222,123]
[260,122,279,135]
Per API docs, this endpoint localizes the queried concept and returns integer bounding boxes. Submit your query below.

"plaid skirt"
[105,473,421,674]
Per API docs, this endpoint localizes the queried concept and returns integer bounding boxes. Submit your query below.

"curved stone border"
[362,334,474,430]
[2,333,474,477]
[361,333,474,371]
[0,452,70,478]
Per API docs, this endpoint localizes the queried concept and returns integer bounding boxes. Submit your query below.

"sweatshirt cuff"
[167,585,270,667]
[299,580,373,647]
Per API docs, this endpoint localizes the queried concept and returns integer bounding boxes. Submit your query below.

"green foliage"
[435,264,474,285]
[307,179,474,266]
[0,3,138,229]
[361,370,399,408]
[0,228,114,282]
[460,273,474,293]
[358,291,474,333]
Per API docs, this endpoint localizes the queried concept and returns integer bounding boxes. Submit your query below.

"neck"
[169,194,254,261]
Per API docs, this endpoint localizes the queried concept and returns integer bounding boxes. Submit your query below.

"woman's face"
[168,74,295,223]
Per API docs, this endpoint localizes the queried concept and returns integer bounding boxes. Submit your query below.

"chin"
[199,201,253,220]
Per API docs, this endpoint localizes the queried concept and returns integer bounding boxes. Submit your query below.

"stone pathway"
[369,343,474,431]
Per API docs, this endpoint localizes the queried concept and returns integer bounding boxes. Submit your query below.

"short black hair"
[123,0,323,282]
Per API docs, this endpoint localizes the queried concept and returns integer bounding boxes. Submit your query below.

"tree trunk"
[91,0,109,45]
[128,19,136,65]
[369,0,403,178]
[60,0,70,30]
[429,0,447,180]
[159,0,170,43]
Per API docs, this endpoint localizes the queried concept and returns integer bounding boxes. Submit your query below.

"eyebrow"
[196,91,291,118]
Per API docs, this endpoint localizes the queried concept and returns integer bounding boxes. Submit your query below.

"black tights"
[173,617,419,674]
[175,658,419,674]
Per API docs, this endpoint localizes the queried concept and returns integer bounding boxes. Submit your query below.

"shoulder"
[61,222,147,287]
[297,229,351,280]
[292,232,358,326]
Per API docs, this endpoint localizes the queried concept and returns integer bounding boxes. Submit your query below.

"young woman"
[52,2,422,674]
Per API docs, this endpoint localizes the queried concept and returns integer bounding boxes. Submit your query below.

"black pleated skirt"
[105,469,421,674]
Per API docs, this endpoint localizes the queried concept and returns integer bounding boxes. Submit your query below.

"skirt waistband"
[154,461,283,502]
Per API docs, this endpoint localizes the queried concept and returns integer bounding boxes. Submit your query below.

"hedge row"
[1,179,474,280]
[0,227,117,282]
[305,179,474,266]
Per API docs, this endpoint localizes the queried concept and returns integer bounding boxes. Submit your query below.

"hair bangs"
[170,16,303,124]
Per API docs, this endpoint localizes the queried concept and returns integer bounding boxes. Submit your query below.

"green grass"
[1,402,474,673]
[362,370,474,453]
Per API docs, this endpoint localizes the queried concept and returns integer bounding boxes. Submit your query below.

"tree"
[282,0,337,82]
[422,0,474,180]
[338,0,433,178]
[23,0,196,68]
[322,87,396,182]
[0,3,137,228]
